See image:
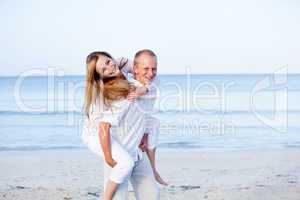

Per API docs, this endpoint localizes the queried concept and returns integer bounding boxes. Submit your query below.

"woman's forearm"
[99,122,116,167]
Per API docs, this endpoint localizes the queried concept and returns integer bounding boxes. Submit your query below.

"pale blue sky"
[1,0,300,75]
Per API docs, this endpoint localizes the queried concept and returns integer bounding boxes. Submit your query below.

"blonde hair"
[84,51,132,117]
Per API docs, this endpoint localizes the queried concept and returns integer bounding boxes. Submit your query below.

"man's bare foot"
[154,171,168,186]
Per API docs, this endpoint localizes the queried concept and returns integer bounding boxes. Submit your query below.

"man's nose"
[147,70,154,77]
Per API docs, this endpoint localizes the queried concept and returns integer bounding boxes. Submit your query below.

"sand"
[0,148,300,200]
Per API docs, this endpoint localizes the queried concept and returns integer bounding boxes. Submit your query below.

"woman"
[88,51,166,184]
[82,51,151,200]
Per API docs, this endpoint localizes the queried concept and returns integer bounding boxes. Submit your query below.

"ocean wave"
[0,110,83,115]
[0,145,83,151]
[1,140,299,152]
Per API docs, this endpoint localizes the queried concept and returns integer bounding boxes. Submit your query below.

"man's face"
[134,54,157,84]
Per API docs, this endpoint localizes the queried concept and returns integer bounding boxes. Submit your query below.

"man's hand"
[139,133,148,152]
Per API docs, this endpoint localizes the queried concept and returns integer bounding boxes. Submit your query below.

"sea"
[0,74,299,151]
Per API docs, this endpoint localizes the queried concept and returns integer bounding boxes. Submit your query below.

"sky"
[0,0,300,75]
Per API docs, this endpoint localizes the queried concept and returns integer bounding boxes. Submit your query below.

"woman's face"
[95,55,120,78]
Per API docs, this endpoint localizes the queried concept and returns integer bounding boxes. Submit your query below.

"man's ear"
[133,64,138,74]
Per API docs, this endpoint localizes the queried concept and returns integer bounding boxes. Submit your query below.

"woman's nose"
[111,62,116,68]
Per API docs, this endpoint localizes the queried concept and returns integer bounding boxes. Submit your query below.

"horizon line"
[0,72,299,78]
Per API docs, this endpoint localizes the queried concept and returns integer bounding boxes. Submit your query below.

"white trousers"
[104,152,160,200]
[83,134,134,184]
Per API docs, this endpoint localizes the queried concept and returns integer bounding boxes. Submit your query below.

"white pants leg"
[130,153,160,200]
[104,152,160,200]
[104,163,130,200]
[86,134,134,184]
[108,139,134,184]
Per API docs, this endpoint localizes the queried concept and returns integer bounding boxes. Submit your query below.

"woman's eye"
[105,60,110,65]
[102,66,107,72]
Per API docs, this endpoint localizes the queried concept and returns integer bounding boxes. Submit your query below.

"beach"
[1,75,300,199]
[1,148,299,200]
[2,0,300,198]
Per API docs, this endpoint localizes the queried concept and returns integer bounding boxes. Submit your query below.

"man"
[132,50,167,186]
[109,49,164,200]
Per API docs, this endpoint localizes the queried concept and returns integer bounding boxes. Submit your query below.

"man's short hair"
[134,49,157,66]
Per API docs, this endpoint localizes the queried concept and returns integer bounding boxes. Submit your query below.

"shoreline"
[0,145,299,153]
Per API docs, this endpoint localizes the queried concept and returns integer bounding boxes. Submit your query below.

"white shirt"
[117,57,160,142]
[82,57,159,159]
[117,57,159,115]
[82,99,146,161]
[128,78,159,140]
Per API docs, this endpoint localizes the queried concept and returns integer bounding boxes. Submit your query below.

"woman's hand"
[135,85,148,96]
[105,157,117,168]
[127,86,149,102]
[127,91,138,102]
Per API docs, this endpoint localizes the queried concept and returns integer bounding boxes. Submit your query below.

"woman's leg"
[146,116,159,150]
[108,139,134,184]
[101,180,119,200]
[146,148,168,186]
[103,165,130,200]
[102,138,134,200]
[145,117,167,185]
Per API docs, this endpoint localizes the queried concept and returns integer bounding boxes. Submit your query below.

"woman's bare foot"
[154,171,168,186]
[100,195,113,200]
[101,197,111,200]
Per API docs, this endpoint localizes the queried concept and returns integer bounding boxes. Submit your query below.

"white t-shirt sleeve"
[99,100,130,126]
[82,99,131,149]
[88,99,104,124]
[82,99,104,138]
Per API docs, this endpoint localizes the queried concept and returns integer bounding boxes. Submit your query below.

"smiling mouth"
[145,77,153,81]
